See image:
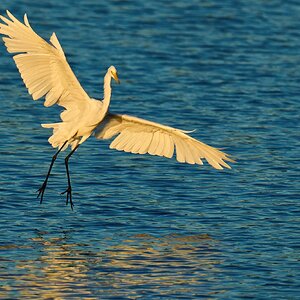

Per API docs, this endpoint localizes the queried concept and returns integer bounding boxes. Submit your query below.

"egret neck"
[102,68,114,114]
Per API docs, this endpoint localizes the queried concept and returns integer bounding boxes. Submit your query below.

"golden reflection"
[0,232,221,299]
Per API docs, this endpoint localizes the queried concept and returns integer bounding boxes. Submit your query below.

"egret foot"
[61,186,74,210]
[37,181,48,204]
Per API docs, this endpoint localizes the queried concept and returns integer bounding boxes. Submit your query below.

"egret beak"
[112,72,120,84]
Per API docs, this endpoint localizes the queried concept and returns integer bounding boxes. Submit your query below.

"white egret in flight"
[0,11,234,209]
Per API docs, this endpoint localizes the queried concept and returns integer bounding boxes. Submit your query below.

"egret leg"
[61,144,80,210]
[37,141,68,204]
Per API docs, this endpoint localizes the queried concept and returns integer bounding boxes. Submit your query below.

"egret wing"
[0,11,90,116]
[95,113,234,169]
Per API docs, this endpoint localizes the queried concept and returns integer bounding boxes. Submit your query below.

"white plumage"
[95,114,232,169]
[0,11,234,208]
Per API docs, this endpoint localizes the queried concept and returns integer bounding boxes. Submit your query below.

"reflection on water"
[0,231,221,298]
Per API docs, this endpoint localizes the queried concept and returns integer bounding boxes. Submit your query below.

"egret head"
[108,65,120,84]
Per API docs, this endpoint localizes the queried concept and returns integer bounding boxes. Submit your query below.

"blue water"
[0,0,299,298]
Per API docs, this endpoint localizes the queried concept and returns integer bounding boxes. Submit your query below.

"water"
[0,0,299,298]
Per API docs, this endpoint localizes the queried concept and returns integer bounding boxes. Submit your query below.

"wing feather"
[180,139,196,164]
[111,131,133,150]
[155,132,166,157]
[131,132,147,153]
[162,134,171,158]
[110,132,126,150]
[165,135,175,159]
[29,78,51,93]
[123,132,140,153]
[32,85,51,100]
[0,11,90,113]
[148,131,161,155]
[172,136,184,163]
[95,113,234,169]
[138,133,153,154]
[187,140,203,165]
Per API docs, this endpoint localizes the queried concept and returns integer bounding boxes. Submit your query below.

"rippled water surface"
[0,0,299,299]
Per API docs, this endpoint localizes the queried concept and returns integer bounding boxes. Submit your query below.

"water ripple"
[0,0,299,298]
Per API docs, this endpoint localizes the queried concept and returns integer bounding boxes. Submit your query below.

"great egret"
[0,11,234,209]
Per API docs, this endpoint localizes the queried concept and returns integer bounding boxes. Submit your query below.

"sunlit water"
[0,0,299,299]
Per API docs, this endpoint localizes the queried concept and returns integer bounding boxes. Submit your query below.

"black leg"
[37,141,68,204]
[61,144,80,210]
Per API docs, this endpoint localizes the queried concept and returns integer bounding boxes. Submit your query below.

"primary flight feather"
[0,11,234,209]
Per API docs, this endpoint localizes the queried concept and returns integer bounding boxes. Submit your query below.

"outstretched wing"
[95,113,234,169]
[0,10,90,114]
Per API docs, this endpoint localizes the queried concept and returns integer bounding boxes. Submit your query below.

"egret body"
[0,11,234,209]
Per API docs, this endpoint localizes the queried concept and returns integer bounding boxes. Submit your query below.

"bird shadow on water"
[0,227,225,299]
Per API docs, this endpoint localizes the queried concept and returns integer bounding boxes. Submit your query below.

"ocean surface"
[0,0,299,299]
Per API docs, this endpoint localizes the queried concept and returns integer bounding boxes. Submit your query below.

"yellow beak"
[112,72,120,84]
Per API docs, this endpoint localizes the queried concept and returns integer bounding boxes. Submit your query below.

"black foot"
[37,181,48,204]
[61,186,74,210]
